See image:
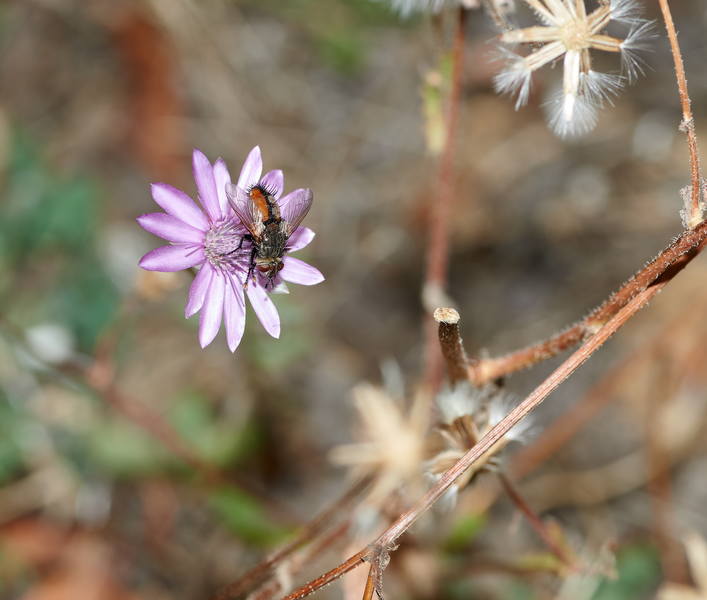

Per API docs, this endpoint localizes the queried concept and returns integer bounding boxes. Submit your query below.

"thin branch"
[281,550,369,600]
[434,307,469,384]
[498,473,575,571]
[215,477,371,600]
[509,296,705,480]
[361,564,376,600]
[248,522,351,600]
[657,0,703,227]
[644,371,688,585]
[422,6,468,391]
[468,221,707,384]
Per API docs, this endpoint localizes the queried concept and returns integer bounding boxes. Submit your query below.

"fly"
[226,181,313,288]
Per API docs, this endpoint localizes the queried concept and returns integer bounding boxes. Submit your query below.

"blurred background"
[1,0,707,598]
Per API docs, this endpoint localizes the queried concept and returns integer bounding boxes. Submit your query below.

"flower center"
[560,18,591,51]
[203,219,249,272]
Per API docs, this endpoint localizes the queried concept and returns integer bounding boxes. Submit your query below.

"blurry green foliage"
[2,134,95,259]
[1,129,119,350]
[169,391,262,465]
[239,0,406,75]
[444,512,486,551]
[85,391,260,477]
[592,545,662,600]
[0,393,25,485]
[208,487,291,547]
[444,578,536,600]
[505,580,537,600]
[244,300,312,372]
[51,261,119,352]
[87,420,172,478]
[315,32,365,75]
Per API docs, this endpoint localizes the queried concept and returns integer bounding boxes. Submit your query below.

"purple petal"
[199,272,226,348]
[213,158,232,218]
[237,146,263,190]
[247,284,280,338]
[139,244,205,272]
[137,213,205,244]
[151,183,208,231]
[193,149,221,222]
[287,227,315,252]
[260,169,284,199]
[224,276,246,352]
[280,257,324,286]
[270,280,289,295]
[185,262,214,318]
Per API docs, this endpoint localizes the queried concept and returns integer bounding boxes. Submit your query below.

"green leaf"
[444,513,486,551]
[168,392,261,466]
[592,545,661,600]
[50,258,119,351]
[0,395,25,485]
[208,487,291,547]
[86,421,172,477]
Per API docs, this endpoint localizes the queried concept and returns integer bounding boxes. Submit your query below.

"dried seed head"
[495,0,654,136]
[425,385,532,509]
[330,384,428,507]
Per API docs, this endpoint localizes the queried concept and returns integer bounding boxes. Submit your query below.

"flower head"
[137,147,323,351]
[330,384,429,508]
[426,383,530,508]
[494,0,653,136]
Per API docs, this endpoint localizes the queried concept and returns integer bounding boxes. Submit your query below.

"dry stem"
[361,565,376,600]
[468,221,707,384]
[281,550,368,600]
[215,477,371,600]
[422,7,468,391]
[434,307,469,384]
[498,473,575,571]
[510,296,705,480]
[248,522,351,600]
[657,0,703,226]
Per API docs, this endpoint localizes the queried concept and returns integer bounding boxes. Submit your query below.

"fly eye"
[277,262,284,272]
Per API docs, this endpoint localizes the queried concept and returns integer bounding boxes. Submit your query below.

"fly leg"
[245,245,257,290]
[235,233,252,251]
[227,234,256,290]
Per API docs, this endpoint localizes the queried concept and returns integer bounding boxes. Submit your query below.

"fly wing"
[280,188,313,236]
[226,183,264,237]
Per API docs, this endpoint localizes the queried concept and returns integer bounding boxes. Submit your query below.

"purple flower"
[137,147,323,351]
